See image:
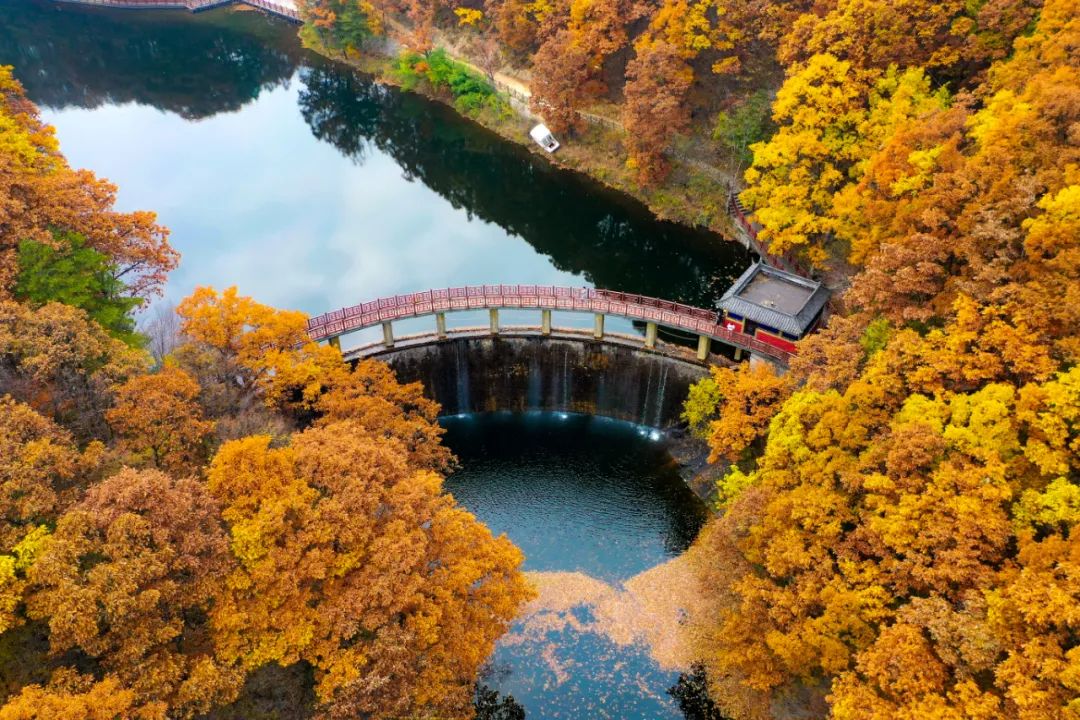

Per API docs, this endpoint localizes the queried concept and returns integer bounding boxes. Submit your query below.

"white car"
[529,124,560,152]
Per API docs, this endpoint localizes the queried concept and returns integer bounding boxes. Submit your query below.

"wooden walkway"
[307,285,794,365]
[53,0,301,23]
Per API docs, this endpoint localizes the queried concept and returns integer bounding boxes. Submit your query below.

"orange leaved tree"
[26,468,241,717]
[207,423,533,719]
[106,364,215,476]
[0,66,176,301]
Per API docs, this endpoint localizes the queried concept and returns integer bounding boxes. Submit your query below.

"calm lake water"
[1,2,726,716]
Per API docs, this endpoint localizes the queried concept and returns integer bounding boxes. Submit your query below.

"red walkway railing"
[53,0,301,22]
[307,286,794,364]
[727,193,812,280]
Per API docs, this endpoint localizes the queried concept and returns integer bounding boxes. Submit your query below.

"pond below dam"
[443,413,709,719]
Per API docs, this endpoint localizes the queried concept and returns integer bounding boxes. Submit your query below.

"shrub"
[393,49,510,118]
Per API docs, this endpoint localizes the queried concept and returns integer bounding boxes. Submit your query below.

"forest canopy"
[0,66,532,719]
[2,0,1078,712]
[678,0,1080,717]
[298,0,1043,192]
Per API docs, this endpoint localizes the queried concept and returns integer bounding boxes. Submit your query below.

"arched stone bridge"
[306,286,794,366]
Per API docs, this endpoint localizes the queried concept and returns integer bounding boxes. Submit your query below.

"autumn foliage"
[26,468,241,717]
[682,362,793,464]
[0,674,166,720]
[682,1,1080,717]
[106,365,215,475]
[0,70,531,719]
[299,0,1040,187]
[0,66,176,300]
[4,0,1080,714]
[208,426,529,718]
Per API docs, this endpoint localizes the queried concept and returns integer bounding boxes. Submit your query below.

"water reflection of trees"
[297,64,746,307]
[296,60,385,163]
[668,664,733,720]
[0,0,301,118]
[0,0,746,306]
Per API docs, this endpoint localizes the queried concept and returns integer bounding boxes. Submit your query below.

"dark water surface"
[0,3,722,717]
[444,414,707,581]
[444,414,708,718]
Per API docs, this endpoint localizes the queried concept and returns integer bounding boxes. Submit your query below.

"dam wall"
[368,334,710,428]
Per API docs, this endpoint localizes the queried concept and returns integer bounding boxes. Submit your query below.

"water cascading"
[596,372,607,416]
[639,363,654,425]
[374,336,709,428]
[652,363,669,428]
[454,342,471,414]
[562,347,571,409]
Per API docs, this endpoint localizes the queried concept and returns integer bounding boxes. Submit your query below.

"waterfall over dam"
[369,334,710,428]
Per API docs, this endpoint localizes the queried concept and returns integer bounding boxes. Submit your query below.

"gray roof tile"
[719,262,830,336]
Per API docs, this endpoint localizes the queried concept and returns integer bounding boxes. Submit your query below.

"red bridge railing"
[53,0,302,22]
[307,286,794,365]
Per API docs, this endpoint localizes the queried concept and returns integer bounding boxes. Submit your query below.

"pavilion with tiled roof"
[718,263,829,354]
